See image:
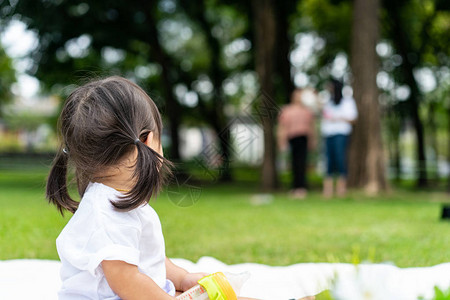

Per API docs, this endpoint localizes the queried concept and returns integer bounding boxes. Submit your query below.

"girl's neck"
[93,154,136,192]
[97,175,134,192]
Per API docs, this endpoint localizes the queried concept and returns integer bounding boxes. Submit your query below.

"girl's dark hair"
[331,78,343,105]
[46,76,172,215]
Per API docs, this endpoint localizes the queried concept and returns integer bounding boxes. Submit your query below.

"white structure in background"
[178,88,324,168]
[179,117,264,166]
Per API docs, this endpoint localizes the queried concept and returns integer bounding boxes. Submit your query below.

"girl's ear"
[143,131,154,148]
[143,131,163,156]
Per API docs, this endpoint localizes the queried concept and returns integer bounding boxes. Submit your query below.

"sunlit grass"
[158,184,450,267]
[0,168,449,267]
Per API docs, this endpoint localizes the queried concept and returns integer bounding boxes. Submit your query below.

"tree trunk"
[427,101,439,182]
[251,0,279,190]
[348,0,388,194]
[144,2,182,161]
[196,0,232,181]
[410,99,427,187]
[448,107,450,193]
[393,135,401,182]
[387,106,402,182]
[385,0,428,187]
[274,1,295,104]
[216,125,232,182]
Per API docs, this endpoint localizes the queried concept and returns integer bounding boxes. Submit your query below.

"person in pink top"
[278,89,316,198]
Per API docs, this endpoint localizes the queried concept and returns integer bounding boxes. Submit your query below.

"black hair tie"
[134,139,140,145]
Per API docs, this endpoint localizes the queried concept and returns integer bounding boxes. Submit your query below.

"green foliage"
[315,289,333,300]
[3,110,49,131]
[0,1,159,90]
[0,0,252,103]
[431,286,450,300]
[0,131,22,152]
[381,0,449,90]
[298,0,352,76]
[418,286,450,300]
[299,0,352,52]
[0,0,448,188]
[0,44,16,115]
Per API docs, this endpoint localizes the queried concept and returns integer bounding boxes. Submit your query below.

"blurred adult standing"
[321,79,358,198]
[278,89,315,199]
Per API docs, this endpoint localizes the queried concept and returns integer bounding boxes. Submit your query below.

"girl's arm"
[277,125,288,152]
[277,109,289,151]
[165,257,207,292]
[308,119,317,151]
[165,257,188,292]
[102,260,175,300]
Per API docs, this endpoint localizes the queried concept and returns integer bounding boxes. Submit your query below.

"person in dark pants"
[321,79,358,198]
[289,136,309,192]
[278,89,315,199]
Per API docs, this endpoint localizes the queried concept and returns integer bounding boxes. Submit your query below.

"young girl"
[46,76,315,300]
[46,76,206,299]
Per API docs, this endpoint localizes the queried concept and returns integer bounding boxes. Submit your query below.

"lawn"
[0,167,449,268]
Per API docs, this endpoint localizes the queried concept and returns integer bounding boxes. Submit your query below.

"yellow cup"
[198,272,238,300]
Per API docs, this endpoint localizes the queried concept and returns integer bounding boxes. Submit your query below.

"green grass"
[1,168,449,268]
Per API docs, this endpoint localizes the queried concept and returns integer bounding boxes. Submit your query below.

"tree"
[1,0,288,187]
[251,0,279,190]
[296,0,449,190]
[273,1,298,104]
[347,0,388,193]
[0,0,184,160]
[381,0,450,187]
[298,0,353,77]
[140,2,183,162]
[382,0,427,187]
[299,0,388,193]
[178,0,242,182]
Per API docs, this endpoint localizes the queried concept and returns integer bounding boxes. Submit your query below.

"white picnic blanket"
[0,257,449,300]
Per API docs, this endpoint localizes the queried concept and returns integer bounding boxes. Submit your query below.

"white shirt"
[320,97,358,137]
[56,182,175,299]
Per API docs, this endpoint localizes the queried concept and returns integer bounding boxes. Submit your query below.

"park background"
[0,0,449,286]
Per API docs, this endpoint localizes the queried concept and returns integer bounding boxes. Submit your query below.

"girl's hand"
[180,272,209,292]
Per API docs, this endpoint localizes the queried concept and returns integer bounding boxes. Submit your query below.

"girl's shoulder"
[57,183,146,246]
[80,182,118,211]
[87,183,160,225]
[73,183,143,228]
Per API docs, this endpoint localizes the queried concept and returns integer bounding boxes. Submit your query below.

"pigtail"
[46,148,79,215]
[112,139,172,210]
